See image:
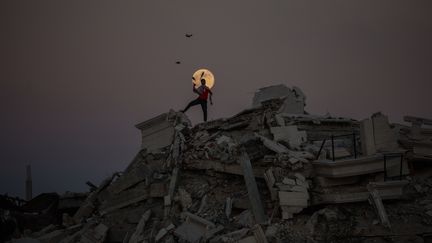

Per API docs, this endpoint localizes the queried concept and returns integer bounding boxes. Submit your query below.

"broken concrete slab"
[225,197,233,218]
[314,180,408,204]
[372,113,399,152]
[252,84,306,114]
[155,224,175,242]
[255,133,289,154]
[360,118,377,156]
[72,201,95,224]
[78,224,108,243]
[101,193,149,215]
[202,225,224,242]
[235,210,256,228]
[280,206,304,220]
[178,188,193,211]
[185,159,266,178]
[294,172,306,182]
[239,151,267,224]
[174,212,216,243]
[278,191,309,208]
[108,155,152,194]
[263,169,277,201]
[128,210,151,243]
[313,154,405,178]
[315,176,360,188]
[282,177,296,186]
[270,125,307,149]
[135,110,190,153]
[368,185,391,228]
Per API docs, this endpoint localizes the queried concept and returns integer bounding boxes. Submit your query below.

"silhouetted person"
[181,78,213,122]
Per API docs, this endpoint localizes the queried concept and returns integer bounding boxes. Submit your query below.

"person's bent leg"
[182,98,200,112]
[200,100,208,122]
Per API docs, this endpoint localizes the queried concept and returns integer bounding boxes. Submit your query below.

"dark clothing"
[196,85,211,100]
[182,98,208,121]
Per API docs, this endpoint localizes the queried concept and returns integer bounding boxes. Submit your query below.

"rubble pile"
[3,84,432,243]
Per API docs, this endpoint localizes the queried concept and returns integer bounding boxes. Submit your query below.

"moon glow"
[192,69,215,89]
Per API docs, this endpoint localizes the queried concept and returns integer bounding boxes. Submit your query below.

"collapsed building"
[3,84,432,243]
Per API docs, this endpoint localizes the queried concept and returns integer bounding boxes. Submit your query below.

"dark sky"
[1,0,431,198]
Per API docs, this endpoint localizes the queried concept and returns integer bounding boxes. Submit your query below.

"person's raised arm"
[193,84,200,95]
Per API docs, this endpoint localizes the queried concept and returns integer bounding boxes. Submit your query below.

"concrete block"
[360,118,377,156]
[280,206,304,220]
[135,112,178,152]
[294,173,305,182]
[282,177,296,186]
[372,113,399,152]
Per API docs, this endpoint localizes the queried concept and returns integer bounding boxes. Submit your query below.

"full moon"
[192,69,215,89]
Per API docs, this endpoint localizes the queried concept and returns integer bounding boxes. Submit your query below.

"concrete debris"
[270,125,307,149]
[78,223,108,243]
[252,84,306,114]
[367,185,391,228]
[177,188,193,211]
[239,151,267,224]
[174,212,216,242]
[5,88,432,243]
[128,209,151,243]
[225,197,233,219]
[255,133,289,154]
[234,210,255,228]
[399,115,432,162]
[155,224,175,242]
[210,228,249,243]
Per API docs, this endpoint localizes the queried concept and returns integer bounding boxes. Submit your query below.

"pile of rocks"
[4,84,432,243]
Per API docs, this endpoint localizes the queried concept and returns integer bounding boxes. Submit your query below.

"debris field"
[2,84,432,243]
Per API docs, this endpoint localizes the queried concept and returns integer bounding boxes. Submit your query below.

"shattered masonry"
[2,84,432,243]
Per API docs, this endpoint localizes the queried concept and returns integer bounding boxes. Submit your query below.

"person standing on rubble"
[181,78,213,122]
